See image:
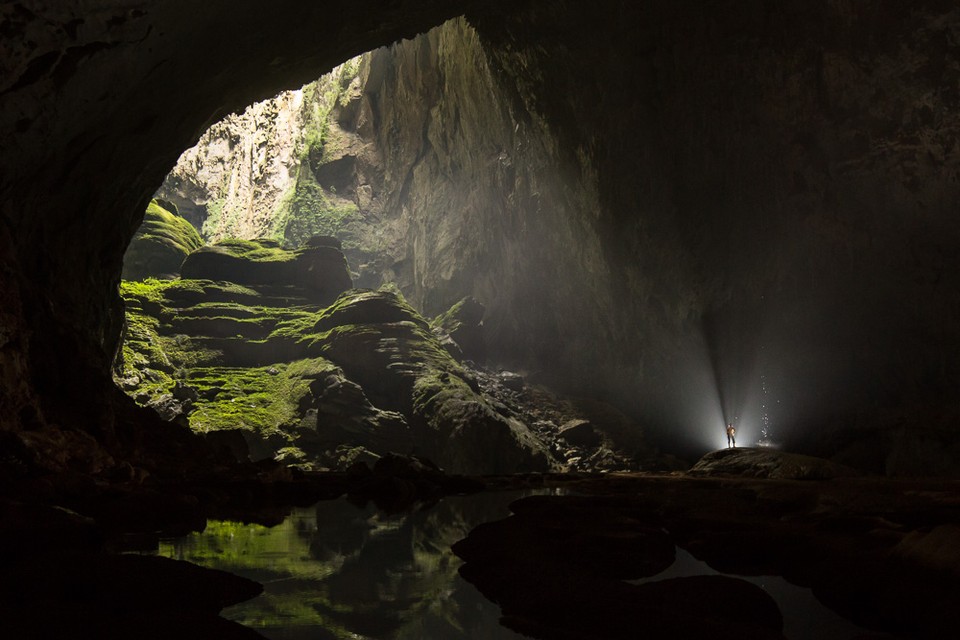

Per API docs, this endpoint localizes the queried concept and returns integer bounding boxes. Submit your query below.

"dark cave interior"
[2,1,960,638]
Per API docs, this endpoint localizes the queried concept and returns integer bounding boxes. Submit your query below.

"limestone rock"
[307,288,550,474]
[180,238,352,304]
[117,279,550,475]
[690,448,861,480]
[558,419,601,447]
[122,200,202,281]
[433,297,486,363]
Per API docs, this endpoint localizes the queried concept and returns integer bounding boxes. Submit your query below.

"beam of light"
[684,326,729,452]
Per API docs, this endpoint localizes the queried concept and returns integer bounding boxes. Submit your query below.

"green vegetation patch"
[162,279,262,306]
[211,238,298,263]
[272,177,362,250]
[122,200,203,280]
[139,199,203,253]
[186,358,335,437]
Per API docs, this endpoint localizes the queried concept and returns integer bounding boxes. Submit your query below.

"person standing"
[726,423,737,448]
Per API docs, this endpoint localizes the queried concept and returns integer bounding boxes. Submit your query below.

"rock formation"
[121,199,203,281]
[117,237,549,474]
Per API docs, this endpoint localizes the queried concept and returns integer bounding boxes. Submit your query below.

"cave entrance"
[115,18,663,476]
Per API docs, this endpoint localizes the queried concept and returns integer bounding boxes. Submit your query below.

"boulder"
[433,296,486,363]
[180,238,352,304]
[498,370,525,391]
[558,419,602,447]
[454,493,786,639]
[122,200,203,281]
[303,235,342,250]
[310,288,551,474]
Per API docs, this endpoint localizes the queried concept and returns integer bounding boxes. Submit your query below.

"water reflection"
[631,549,893,640]
[158,492,542,639]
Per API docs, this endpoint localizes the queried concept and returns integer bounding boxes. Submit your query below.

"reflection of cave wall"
[2,0,960,473]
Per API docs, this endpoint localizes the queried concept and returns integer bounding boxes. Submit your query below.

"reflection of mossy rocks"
[122,199,203,280]
[433,297,486,363]
[180,237,352,304]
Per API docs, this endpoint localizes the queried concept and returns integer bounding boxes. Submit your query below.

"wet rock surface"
[455,473,960,639]
[4,452,960,640]
[690,447,862,480]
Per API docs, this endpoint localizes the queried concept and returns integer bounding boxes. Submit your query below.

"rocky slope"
[116,236,556,474]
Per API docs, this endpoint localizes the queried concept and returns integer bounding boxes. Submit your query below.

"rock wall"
[470,1,960,470]
[162,17,615,380]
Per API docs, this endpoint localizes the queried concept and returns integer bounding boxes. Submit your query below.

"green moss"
[120,278,175,308]
[113,304,178,403]
[186,366,300,436]
[140,200,203,252]
[122,201,203,281]
[157,334,222,369]
[211,238,298,263]
[185,358,335,437]
[270,167,361,249]
[411,370,474,420]
[162,279,262,305]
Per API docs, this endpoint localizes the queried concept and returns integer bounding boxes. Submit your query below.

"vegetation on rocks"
[122,199,203,280]
[116,240,553,474]
[116,204,656,474]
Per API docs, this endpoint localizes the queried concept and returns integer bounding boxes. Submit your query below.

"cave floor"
[2,469,958,639]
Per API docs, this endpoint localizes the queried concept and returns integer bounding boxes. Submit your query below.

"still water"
[157,491,890,640]
[157,492,539,639]
[629,548,888,640]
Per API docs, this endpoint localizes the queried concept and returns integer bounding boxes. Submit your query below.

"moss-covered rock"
[116,277,549,473]
[302,288,549,473]
[180,237,352,304]
[433,296,486,363]
[122,200,203,281]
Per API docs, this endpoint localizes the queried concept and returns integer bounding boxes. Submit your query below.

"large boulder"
[122,200,203,281]
[307,289,551,474]
[180,237,352,304]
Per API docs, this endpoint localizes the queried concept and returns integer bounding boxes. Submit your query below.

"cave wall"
[469,1,960,467]
[2,0,959,473]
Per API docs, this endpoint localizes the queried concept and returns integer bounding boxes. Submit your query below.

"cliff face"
[163,18,613,377]
[2,0,960,475]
